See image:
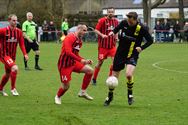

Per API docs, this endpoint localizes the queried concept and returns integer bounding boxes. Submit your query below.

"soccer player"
[0,14,29,96]
[55,24,94,105]
[22,12,42,70]
[104,12,153,106]
[92,7,119,85]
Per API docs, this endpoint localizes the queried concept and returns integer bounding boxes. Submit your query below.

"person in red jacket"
[0,14,29,96]
[55,23,93,105]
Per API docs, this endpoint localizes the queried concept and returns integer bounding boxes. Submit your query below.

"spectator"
[174,20,181,41]
[154,20,162,42]
[162,19,170,42]
[42,20,49,41]
[61,18,69,36]
[183,22,188,42]
[48,21,56,41]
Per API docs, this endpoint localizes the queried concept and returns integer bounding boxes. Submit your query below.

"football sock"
[24,57,28,68]
[35,55,39,67]
[127,77,134,94]
[10,71,17,90]
[57,87,67,97]
[108,65,113,76]
[0,74,10,91]
[81,74,92,90]
[93,67,100,80]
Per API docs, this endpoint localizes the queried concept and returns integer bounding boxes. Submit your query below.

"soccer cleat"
[104,91,113,106]
[127,91,134,105]
[35,65,43,70]
[92,79,97,85]
[0,90,8,96]
[55,95,61,105]
[78,91,93,100]
[11,88,19,96]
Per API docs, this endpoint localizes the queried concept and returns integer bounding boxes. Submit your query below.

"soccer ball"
[106,76,118,89]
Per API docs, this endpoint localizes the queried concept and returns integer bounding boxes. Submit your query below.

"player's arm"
[95,19,108,38]
[19,31,29,60]
[22,22,33,43]
[63,37,82,62]
[136,27,153,53]
[109,20,124,36]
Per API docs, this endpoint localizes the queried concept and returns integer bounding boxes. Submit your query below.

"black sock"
[35,55,39,67]
[24,57,28,68]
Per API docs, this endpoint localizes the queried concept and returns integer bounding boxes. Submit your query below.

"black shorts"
[113,54,138,71]
[24,39,39,53]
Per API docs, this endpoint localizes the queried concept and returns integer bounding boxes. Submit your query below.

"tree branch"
[151,0,166,9]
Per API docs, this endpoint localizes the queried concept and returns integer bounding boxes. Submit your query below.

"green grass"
[0,42,188,125]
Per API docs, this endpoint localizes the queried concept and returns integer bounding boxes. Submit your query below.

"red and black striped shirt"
[58,33,83,69]
[95,17,119,49]
[0,26,26,61]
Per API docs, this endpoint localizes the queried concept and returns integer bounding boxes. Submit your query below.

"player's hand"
[101,34,108,39]
[108,31,114,36]
[136,47,142,53]
[86,59,93,65]
[24,55,29,61]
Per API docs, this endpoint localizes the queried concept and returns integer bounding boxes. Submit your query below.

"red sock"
[93,67,100,80]
[0,74,10,90]
[82,74,92,90]
[108,65,113,76]
[10,71,17,90]
[57,87,67,97]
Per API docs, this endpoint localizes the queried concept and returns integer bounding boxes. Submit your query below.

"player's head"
[76,23,88,38]
[126,12,138,26]
[107,7,115,19]
[26,12,33,21]
[8,14,17,28]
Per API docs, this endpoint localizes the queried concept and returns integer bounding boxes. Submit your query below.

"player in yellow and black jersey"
[104,12,153,106]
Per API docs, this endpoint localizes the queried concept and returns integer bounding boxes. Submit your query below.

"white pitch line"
[152,61,188,74]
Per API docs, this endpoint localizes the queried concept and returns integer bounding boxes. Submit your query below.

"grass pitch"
[0,42,188,125]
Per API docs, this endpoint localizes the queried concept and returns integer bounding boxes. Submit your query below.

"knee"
[35,50,40,55]
[126,72,133,80]
[96,61,103,68]
[11,65,18,72]
[62,83,70,90]
[86,68,94,75]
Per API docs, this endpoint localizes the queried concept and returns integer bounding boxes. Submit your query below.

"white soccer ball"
[106,76,118,89]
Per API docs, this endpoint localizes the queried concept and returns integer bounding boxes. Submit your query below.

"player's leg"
[74,62,94,100]
[92,59,103,85]
[24,39,31,70]
[0,66,11,96]
[104,53,125,106]
[10,65,19,96]
[108,47,117,76]
[92,48,107,85]
[126,64,136,105]
[55,67,72,105]
[33,41,43,70]
[104,70,120,106]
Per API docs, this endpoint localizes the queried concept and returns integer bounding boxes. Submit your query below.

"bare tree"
[178,0,184,30]
[143,0,166,29]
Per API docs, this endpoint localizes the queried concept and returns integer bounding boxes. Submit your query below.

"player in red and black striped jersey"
[92,7,119,85]
[0,14,29,96]
[55,24,94,105]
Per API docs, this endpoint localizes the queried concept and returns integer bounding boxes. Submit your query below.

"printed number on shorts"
[4,56,14,65]
[61,75,68,81]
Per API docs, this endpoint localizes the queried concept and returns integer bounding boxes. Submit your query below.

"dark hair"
[107,7,115,11]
